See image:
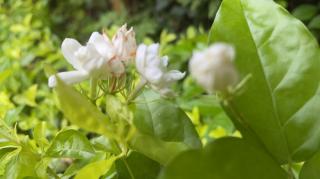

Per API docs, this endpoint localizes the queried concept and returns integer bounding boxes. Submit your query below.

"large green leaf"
[134,90,201,148]
[55,79,115,137]
[210,0,320,163]
[158,137,288,179]
[300,150,320,179]
[46,129,95,159]
[115,151,161,179]
[131,90,201,165]
[130,132,190,166]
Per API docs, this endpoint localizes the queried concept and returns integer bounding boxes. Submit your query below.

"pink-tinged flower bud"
[113,24,137,63]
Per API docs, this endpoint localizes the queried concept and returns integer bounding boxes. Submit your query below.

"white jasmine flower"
[189,43,238,93]
[48,24,137,87]
[89,24,136,76]
[48,37,107,87]
[136,43,185,96]
[88,32,126,76]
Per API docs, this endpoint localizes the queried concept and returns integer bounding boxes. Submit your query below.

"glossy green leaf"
[210,0,320,163]
[134,90,201,148]
[74,157,116,179]
[115,151,161,179]
[159,137,288,179]
[300,150,320,179]
[33,121,49,150]
[0,147,20,175]
[131,90,201,165]
[90,136,116,153]
[46,129,95,159]
[55,79,115,137]
[4,147,40,179]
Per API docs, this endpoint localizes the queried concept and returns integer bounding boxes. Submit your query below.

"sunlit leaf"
[134,90,201,148]
[90,136,116,153]
[13,85,37,107]
[33,121,49,150]
[46,129,95,159]
[130,132,189,166]
[74,156,116,179]
[55,79,116,138]
[0,147,20,175]
[4,147,40,178]
[131,90,201,165]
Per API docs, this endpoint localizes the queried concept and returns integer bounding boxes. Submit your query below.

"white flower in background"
[189,43,238,93]
[48,24,137,87]
[136,43,185,96]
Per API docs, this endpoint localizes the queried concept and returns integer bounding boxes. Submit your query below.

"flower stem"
[287,162,295,179]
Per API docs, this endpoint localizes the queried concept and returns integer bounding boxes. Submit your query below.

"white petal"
[147,43,160,57]
[135,44,147,74]
[61,38,83,70]
[148,43,159,53]
[88,32,114,58]
[165,70,185,81]
[77,44,106,74]
[82,59,97,73]
[113,24,127,41]
[86,43,102,59]
[145,67,163,84]
[48,71,89,87]
[135,43,184,96]
[48,75,57,88]
[161,56,169,67]
[112,26,125,49]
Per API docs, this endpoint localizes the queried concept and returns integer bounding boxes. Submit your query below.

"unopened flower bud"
[189,43,238,93]
[113,24,137,63]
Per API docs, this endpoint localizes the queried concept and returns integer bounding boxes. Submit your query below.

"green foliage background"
[0,0,320,178]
